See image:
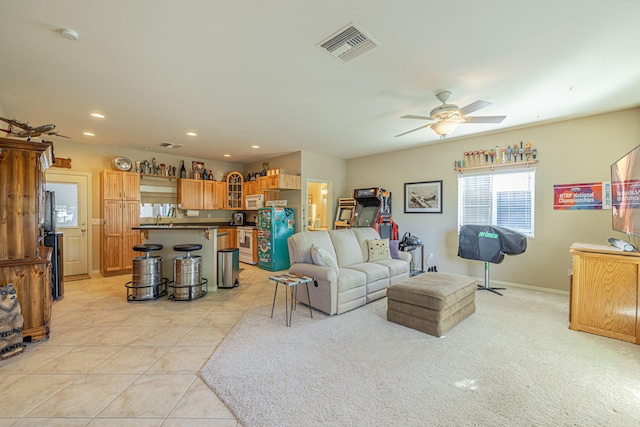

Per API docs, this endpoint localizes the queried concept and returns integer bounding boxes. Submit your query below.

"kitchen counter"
[132,226,220,290]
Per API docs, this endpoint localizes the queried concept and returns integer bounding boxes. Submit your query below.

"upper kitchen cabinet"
[101,170,141,276]
[178,178,226,210]
[257,172,300,191]
[177,178,203,210]
[102,170,140,201]
[244,180,258,196]
[227,171,244,210]
[204,180,226,210]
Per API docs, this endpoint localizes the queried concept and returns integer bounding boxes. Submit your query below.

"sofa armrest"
[288,262,336,282]
[398,251,412,264]
[288,262,339,315]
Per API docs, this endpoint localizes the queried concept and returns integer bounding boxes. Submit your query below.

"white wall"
[346,108,640,292]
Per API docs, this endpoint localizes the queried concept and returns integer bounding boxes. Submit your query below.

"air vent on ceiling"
[160,142,184,149]
[318,23,379,62]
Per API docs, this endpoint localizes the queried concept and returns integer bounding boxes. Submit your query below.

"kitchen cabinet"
[217,228,237,250]
[245,180,258,196]
[257,173,300,190]
[204,181,226,210]
[570,243,640,344]
[177,178,203,209]
[101,170,142,275]
[178,179,226,210]
[227,171,244,210]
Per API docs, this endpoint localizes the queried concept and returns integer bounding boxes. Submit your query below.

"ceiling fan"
[395,90,506,138]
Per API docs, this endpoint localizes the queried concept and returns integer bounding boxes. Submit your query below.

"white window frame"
[457,168,536,237]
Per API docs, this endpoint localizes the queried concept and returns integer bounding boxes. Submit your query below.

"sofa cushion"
[352,227,385,260]
[311,244,339,275]
[372,258,410,277]
[344,262,389,283]
[329,229,364,267]
[367,238,391,261]
[336,268,367,293]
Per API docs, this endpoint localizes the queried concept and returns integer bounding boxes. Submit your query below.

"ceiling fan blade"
[401,114,433,121]
[463,115,506,124]
[394,123,432,137]
[459,100,491,116]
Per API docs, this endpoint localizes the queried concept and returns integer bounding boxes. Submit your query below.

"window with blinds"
[457,169,536,237]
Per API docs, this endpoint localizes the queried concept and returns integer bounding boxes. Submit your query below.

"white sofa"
[287,228,411,315]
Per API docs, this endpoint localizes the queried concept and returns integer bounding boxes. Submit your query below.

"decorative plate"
[111,157,132,171]
[214,171,224,181]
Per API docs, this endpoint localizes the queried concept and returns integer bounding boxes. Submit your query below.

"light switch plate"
[91,218,102,225]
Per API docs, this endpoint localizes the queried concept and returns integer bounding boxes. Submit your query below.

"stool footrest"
[167,278,209,301]
[125,277,169,302]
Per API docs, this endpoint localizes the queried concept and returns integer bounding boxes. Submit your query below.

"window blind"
[457,169,536,237]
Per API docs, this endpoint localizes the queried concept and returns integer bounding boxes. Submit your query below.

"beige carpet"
[200,286,640,426]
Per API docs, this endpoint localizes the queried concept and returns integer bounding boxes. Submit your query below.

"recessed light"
[252,145,260,149]
[224,154,231,157]
[90,113,105,119]
[83,132,95,136]
[187,132,197,137]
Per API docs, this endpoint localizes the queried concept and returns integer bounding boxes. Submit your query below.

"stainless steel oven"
[237,226,256,264]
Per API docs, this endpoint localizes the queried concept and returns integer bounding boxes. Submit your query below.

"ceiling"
[1,1,639,164]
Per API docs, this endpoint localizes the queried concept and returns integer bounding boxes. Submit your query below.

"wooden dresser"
[570,242,640,344]
[0,138,52,342]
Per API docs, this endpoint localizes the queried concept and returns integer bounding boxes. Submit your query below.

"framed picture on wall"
[404,180,442,213]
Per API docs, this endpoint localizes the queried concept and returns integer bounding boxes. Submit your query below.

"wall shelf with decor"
[455,160,538,174]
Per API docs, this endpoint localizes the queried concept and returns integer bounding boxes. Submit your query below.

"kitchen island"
[132,225,223,291]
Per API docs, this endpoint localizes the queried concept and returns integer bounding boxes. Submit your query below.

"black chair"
[458,225,527,296]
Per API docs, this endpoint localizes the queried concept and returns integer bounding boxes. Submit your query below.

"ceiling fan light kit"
[396,90,506,138]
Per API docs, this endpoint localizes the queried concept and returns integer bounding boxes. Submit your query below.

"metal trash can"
[218,248,240,288]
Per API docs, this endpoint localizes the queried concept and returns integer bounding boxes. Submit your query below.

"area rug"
[200,287,640,426]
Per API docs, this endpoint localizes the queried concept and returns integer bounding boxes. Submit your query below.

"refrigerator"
[257,207,295,271]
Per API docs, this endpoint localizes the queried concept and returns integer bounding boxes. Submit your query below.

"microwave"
[245,194,264,210]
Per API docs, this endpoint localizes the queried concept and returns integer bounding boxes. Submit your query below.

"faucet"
[156,213,161,226]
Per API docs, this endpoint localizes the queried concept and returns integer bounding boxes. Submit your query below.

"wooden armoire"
[0,137,52,342]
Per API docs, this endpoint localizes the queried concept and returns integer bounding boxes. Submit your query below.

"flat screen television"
[611,144,640,237]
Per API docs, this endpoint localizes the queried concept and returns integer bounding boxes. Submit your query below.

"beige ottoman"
[387,272,477,337]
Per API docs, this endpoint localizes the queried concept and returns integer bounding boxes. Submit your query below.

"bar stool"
[125,244,168,302]
[168,244,208,301]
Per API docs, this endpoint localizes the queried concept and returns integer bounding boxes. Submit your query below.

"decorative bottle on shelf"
[179,160,186,178]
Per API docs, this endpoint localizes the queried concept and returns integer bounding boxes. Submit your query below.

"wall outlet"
[567,268,573,276]
[427,253,434,262]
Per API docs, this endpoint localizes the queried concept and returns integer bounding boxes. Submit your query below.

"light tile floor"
[0,264,285,426]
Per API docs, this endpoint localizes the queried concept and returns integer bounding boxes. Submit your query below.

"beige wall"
[346,108,640,292]
[301,151,348,228]
[49,139,243,273]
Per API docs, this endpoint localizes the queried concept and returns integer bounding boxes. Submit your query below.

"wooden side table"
[269,273,315,326]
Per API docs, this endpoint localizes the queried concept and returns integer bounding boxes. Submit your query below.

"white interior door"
[45,171,91,277]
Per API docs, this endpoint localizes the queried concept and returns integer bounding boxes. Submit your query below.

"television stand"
[570,242,640,345]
